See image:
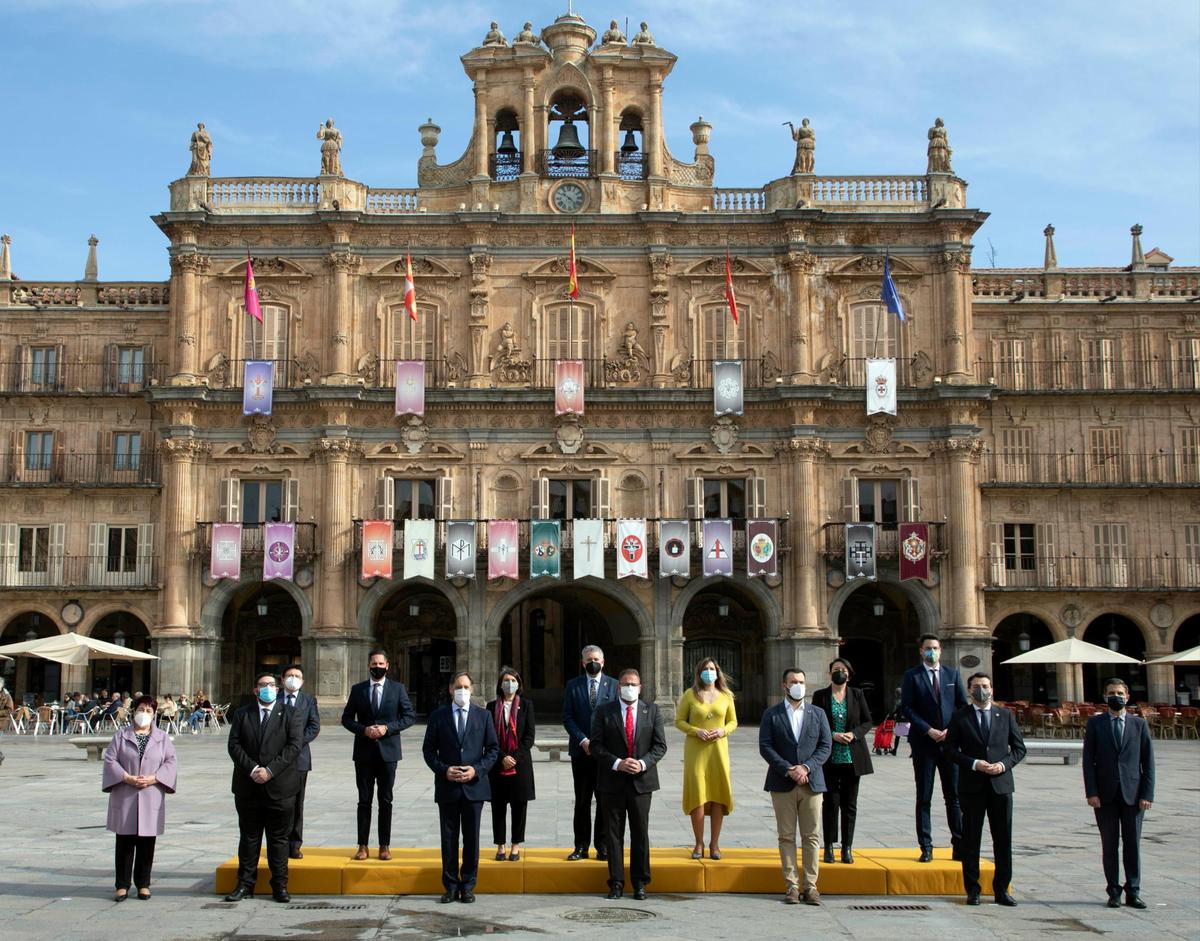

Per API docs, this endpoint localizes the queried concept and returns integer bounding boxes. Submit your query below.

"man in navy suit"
[422,671,499,904]
[341,648,416,860]
[281,664,320,859]
[945,672,1026,906]
[760,668,832,906]
[1083,677,1155,909]
[562,644,618,860]
[900,633,968,862]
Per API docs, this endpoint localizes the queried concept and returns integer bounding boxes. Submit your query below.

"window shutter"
[48,522,65,586]
[747,476,767,518]
[988,522,1006,587]
[141,344,154,387]
[103,343,117,392]
[684,477,703,520]
[901,477,921,522]
[591,476,611,520]
[219,477,241,523]
[136,522,154,584]
[12,345,27,392]
[842,476,859,523]
[0,523,17,586]
[54,343,66,390]
[283,479,300,522]
[1035,522,1056,588]
[436,476,454,521]
[88,522,106,585]
[50,431,64,483]
[376,474,395,520]
[530,477,550,520]
[8,429,22,481]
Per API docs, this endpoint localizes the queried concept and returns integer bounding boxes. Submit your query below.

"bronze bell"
[497,130,517,156]
[620,129,639,154]
[552,119,585,158]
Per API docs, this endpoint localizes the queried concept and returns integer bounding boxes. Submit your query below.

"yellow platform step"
[214,846,992,896]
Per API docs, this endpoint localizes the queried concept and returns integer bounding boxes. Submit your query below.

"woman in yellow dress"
[675,658,738,859]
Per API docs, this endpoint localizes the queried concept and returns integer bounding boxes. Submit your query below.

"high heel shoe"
[114,890,128,903]
[709,846,721,861]
[691,847,703,860]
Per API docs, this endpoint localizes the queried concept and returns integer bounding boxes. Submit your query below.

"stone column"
[599,72,616,175]
[649,251,671,386]
[315,437,357,633]
[786,250,815,383]
[169,254,208,384]
[941,250,973,383]
[468,252,491,388]
[790,439,826,633]
[940,437,986,633]
[159,437,206,631]
[473,79,489,179]
[521,72,536,175]
[646,80,664,179]
[325,252,359,384]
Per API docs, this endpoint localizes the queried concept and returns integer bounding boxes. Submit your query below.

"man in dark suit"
[760,668,832,906]
[562,644,618,860]
[589,667,668,901]
[340,648,416,860]
[281,664,320,859]
[224,672,305,903]
[422,671,499,904]
[945,672,1026,906]
[900,633,968,861]
[1083,677,1155,909]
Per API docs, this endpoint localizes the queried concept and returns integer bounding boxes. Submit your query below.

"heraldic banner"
[713,360,744,417]
[899,522,930,581]
[865,358,897,416]
[703,519,734,577]
[210,523,242,580]
[242,361,274,416]
[617,519,648,579]
[845,523,876,580]
[487,520,519,581]
[573,518,605,580]
[262,522,295,581]
[446,521,476,579]
[395,360,426,417]
[530,519,562,578]
[361,520,394,579]
[403,518,435,580]
[747,519,778,578]
[659,520,689,577]
[554,359,585,416]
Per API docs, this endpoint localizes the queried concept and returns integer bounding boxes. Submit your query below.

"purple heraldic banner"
[746,519,778,578]
[263,522,295,581]
[702,519,734,577]
[210,523,242,580]
[395,360,425,417]
[243,361,273,416]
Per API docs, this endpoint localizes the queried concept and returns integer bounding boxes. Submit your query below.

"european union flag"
[880,255,906,322]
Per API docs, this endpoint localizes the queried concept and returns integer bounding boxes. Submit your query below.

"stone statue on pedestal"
[482,21,508,46]
[622,322,646,360]
[926,117,952,174]
[632,22,656,46]
[514,22,540,45]
[601,20,627,45]
[317,119,344,176]
[786,118,815,174]
[188,123,212,176]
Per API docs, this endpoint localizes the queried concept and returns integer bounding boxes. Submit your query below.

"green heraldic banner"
[530,520,561,578]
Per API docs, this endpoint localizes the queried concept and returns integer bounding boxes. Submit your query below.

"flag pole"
[872,247,888,360]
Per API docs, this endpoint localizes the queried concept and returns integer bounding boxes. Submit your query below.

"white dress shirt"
[612,700,647,773]
[970,705,1004,773]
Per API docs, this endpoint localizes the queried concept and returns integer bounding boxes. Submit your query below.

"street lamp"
[409,603,420,617]
[1018,631,1031,652]
[1107,631,1120,652]
[717,600,730,618]
[256,597,269,617]
[24,629,37,641]
[113,629,126,647]
[872,599,885,617]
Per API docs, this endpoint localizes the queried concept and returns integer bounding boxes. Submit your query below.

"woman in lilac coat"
[102,695,178,901]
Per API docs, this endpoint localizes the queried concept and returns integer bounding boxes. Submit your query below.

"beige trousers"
[771,784,823,890]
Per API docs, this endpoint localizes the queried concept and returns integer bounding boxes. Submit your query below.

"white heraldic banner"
[572,518,605,580]
[866,358,897,416]
[403,519,435,581]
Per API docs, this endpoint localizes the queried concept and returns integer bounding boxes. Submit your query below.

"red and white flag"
[616,519,648,579]
[567,226,580,300]
[724,251,739,325]
[403,253,418,321]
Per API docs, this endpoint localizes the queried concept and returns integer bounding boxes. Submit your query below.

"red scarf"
[492,695,520,776]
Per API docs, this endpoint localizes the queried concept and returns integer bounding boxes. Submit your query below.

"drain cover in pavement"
[847,904,932,911]
[562,908,655,923]
[288,903,368,911]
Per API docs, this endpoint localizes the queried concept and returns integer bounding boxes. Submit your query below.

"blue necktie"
[1112,716,1122,750]
[457,707,466,744]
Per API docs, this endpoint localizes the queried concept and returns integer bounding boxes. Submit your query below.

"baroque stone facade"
[1,13,1198,716]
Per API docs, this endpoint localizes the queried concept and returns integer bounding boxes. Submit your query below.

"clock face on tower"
[551,181,586,213]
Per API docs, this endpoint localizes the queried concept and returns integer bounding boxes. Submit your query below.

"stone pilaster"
[169,253,209,384]
[324,251,360,383]
[599,70,616,176]
[936,436,986,636]
[785,437,827,632]
[785,250,816,383]
[940,249,974,383]
[646,80,664,179]
[159,437,207,631]
[648,251,671,386]
[468,252,491,387]
[315,436,359,633]
[521,70,536,176]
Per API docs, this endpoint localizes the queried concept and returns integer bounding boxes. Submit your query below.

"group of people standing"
[96,635,1156,910]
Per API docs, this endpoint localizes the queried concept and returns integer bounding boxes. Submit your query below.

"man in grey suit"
[1083,677,1155,909]
[759,668,832,906]
[281,664,320,859]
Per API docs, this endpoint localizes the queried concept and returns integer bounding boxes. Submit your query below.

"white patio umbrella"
[1144,644,1200,666]
[0,653,11,660]
[0,632,157,667]
[1001,637,1142,666]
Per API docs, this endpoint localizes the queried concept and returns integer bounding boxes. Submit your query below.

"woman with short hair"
[812,658,874,863]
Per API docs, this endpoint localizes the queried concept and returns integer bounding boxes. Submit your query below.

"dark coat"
[589,698,668,795]
[900,662,968,752]
[562,672,618,757]
[284,689,320,774]
[945,703,1027,795]
[1083,712,1155,805]
[812,685,875,777]
[341,678,416,764]
[227,698,304,801]
[759,700,832,793]
[485,697,537,802]
[422,703,500,803]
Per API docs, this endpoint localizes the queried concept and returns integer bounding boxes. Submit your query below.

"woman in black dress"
[487,666,536,861]
[812,657,874,863]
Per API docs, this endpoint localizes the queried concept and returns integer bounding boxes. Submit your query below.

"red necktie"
[624,704,635,756]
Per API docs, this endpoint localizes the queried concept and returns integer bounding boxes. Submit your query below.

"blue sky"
[2,0,1197,279]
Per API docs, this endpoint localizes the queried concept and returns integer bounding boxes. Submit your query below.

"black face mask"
[1106,694,1127,712]
[369,666,388,680]
[831,670,848,685]
[584,661,602,677]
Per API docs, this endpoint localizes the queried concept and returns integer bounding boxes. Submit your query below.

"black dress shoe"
[460,891,476,903]
[632,885,647,901]
[596,849,608,861]
[567,848,587,861]
[605,883,624,900]
[966,893,980,906]
[918,848,933,863]
[841,847,854,864]
[1106,895,1121,908]
[272,889,290,904]
[440,891,456,903]
[224,884,252,902]
[289,849,304,860]
[823,846,835,864]
[994,891,1017,907]
[1125,895,1147,909]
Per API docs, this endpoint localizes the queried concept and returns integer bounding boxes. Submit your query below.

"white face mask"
[283,676,302,692]
[501,681,519,696]
[133,711,153,728]
[620,685,640,703]
[453,687,472,707]
[787,682,806,702]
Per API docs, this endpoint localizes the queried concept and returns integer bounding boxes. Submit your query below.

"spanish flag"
[567,225,580,300]
[404,252,418,321]
[724,250,739,325]
[244,252,262,323]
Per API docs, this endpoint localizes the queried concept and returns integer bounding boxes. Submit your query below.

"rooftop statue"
[482,21,508,47]
[927,117,953,174]
[187,122,212,177]
[786,118,815,175]
[632,21,656,46]
[601,20,627,45]
[317,119,344,176]
[514,22,540,45]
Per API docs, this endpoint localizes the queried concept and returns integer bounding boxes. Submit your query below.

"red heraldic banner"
[899,522,930,581]
[488,519,519,581]
[555,360,585,415]
[361,520,394,579]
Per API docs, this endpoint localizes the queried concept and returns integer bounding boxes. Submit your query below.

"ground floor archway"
[679,584,767,717]
[1171,614,1200,704]
[89,612,152,696]
[992,613,1057,704]
[218,582,303,707]
[1,611,62,703]
[834,581,927,720]
[1082,614,1147,703]
[374,585,457,716]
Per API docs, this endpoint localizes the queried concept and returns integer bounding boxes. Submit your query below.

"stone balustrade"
[205,177,321,211]
[808,175,928,205]
[96,283,170,306]
[365,188,423,213]
[2,281,169,308]
[974,268,1200,300]
[710,188,767,212]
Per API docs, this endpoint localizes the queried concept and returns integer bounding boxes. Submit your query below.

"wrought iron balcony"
[0,452,161,487]
[982,555,1200,591]
[615,151,648,181]
[821,522,947,559]
[488,151,522,183]
[973,358,1200,392]
[0,555,159,590]
[982,451,1200,487]
[535,149,596,179]
[194,522,319,561]
[1,360,165,394]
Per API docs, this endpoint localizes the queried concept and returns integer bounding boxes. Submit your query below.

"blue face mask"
[700,669,717,685]
[922,648,939,664]
[258,686,277,704]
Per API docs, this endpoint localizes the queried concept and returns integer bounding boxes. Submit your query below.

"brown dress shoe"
[352,846,369,861]
[803,886,822,906]
[378,846,392,861]
[784,886,801,905]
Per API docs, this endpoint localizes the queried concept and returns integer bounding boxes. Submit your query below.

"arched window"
[492,473,521,519]
[543,91,592,178]
[848,302,899,385]
[618,473,647,518]
[617,109,646,181]
[243,304,290,381]
[491,108,521,182]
